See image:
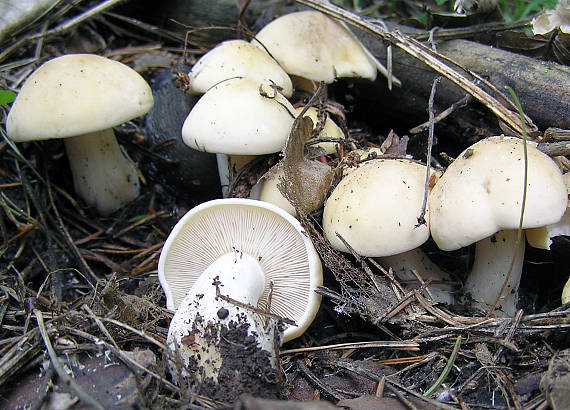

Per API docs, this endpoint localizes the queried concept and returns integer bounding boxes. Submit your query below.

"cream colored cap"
[182,77,295,155]
[253,11,377,83]
[323,159,430,256]
[188,39,293,97]
[7,54,153,141]
[297,106,344,155]
[526,172,570,249]
[430,136,568,251]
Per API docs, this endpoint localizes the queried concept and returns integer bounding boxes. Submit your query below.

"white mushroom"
[159,198,322,382]
[6,54,153,215]
[181,77,295,195]
[429,136,567,316]
[187,39,293,97]
[563,277,570,305]
[252,11,379,84]
[323,158,455,304]
[526,172,570,250]
[296,106,344,155]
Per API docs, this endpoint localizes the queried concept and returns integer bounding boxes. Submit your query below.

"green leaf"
[0,90,15,105]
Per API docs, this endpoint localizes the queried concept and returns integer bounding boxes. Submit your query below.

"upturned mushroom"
[159,199,322,388]
[429,136,567,316]
[323,158,455,304]
[6,54,153,215]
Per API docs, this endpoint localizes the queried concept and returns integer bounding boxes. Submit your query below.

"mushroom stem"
[378,248,455,305]
[64,129,140,215]
[216,153,257,197]
[167,251,278,382]
[464,229,525,316]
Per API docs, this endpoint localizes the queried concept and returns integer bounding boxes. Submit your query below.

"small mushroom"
[251,108,342,215]
[296,106,345,155]
[187,39,293,97]
[429,136,567,316]
[323,158,455,304]
[6,54,153,215]
[159,198,322,384]
[526,172,570,250]
[563,277,570,305]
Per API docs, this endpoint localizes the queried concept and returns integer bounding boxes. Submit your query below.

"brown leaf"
[278,112,334,216]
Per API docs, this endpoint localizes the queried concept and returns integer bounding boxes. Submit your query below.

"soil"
[0,1,569,409]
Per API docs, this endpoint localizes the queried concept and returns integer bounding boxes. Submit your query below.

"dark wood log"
[343,30,569,156]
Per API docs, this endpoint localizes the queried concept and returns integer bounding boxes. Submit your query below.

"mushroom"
[159,198,322,386]
[252,10,394,87]
[526,172,570,250]
[563,277,570,305]
[6,54,153,215]
[187,39,293,97]
[250,164,296,216]
[322,158,455,304]
[429,136,567,316]
[181,77,296,195]
[296,106,345,155]
[250,107,343,215]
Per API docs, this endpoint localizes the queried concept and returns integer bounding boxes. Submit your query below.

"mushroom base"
[464,229,525,317]
[166,252,282,398]
[378,248,456,305]
[64,129,140,215]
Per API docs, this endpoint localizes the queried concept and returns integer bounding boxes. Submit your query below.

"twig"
[332,358,460,409]
[34,309,105,410]
[281,339,419,355]
[416,76,440,227]
[0,0,126,64]
[60,325,178,393]
[492,309,523,363]
[298,360,346,401]
[409,94,472,134]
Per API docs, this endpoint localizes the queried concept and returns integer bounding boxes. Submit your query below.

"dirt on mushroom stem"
[196,316,284,402]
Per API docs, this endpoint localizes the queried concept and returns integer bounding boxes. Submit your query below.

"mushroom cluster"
[163,9,568,396]
[160,9,390,392]
[181,10,388,195]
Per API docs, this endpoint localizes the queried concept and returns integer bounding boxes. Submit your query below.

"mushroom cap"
[253,11,377,83]
[181,78,296,155]
[7,54,153,141]
[563,276,570,305]
[251,164,297,216]
[188,39,293,97]
[430,136,568,251]
[158,198,323,342]
[297,106,344,155]
[323,158,431,257]
[526,172,570,250]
